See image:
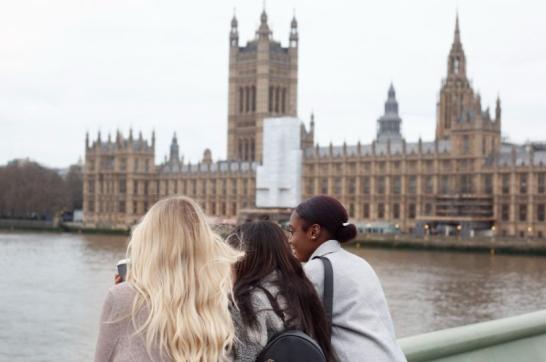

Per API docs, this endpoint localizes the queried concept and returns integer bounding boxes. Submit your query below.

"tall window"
[460,174,472,193]
[348,177,356,195]
[408,204,416,219]
[408,176,417,194]
[251,86,256,112]
[281,88,286,113]
[321,178,328,194]
[463,135,470,154]
[268,86,274,112]
[392,176,401,195]
[245,86,250,113]
[484,175,493,194]
[334,178,342,195]
[519,174,528,194]
[377,203,385,219]
[501,204,510,221]
[363,204,370,219]
[393,203,400,219]
[502,174,510,194]
[425,176,434,193]
[538,205,545,222]
[239,87,244,113]
[275,87,280,113]
[376,176,385,194]
[538,173,545,194]
[441,175,450,194]
[425,203,433,215]
[361,176,370,194]
[519,205,527,222]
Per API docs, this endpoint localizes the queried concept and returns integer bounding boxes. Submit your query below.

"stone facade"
[83,12,546,238]
[227,11,300,162]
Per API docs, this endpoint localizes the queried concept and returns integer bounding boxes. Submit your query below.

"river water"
[1,232,545,361]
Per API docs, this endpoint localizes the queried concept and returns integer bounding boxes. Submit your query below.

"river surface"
[1,232,545,361]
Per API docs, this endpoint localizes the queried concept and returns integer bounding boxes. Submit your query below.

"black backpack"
[255,257,334,362]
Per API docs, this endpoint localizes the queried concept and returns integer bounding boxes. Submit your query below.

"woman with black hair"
[288,195,406,362]
[227,221,335,362]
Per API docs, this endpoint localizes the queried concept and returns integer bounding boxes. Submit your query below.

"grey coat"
[231,272,287,362]
[305,240,407,362]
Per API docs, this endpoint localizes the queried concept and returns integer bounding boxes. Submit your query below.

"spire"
[290,11,298,47]
[230,10,239,47]
[257,9,271,39]
[85,132,89,148]
[170,132,179,162]
[310,111,315,130]
[388,82,395,99]
[129,128,133,141]
[151,129,156,149]
[447,12,466,78]
[454,11,461,45]
[495,94,502,122]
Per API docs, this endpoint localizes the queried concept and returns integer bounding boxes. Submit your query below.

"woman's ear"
[310,224,321,240]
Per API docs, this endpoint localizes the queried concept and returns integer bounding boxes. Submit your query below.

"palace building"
[83,11,546,238]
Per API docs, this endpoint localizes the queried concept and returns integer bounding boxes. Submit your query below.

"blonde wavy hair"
[126,196,241,362]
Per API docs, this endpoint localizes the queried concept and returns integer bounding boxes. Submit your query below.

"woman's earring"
[311,236,317,240]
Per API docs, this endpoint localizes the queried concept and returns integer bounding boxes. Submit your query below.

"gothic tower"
[435,14,501,155]
[227,10,298,162]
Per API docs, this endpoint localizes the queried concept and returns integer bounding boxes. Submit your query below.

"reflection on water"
[1,232,545,361]
[0,232,127,361]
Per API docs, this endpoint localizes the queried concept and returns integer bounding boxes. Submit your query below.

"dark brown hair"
[295,195,357,243]
[227,221,335,362]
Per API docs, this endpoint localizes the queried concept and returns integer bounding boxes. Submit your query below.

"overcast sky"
[1,0,545,168]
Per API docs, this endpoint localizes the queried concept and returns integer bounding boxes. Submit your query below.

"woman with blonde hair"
[94,196,241,362]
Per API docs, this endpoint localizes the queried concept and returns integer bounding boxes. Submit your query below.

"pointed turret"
[257,10,271,39]
[454,12,461,45]
[85,132,89,148]
[495,95,502,122]
[289,12,298,48]
[169,132,179,163]
[151,129,156,149]
[447,13,466,78]
[230,11,239,47]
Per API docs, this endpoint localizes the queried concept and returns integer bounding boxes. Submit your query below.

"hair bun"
[335,223,357,243]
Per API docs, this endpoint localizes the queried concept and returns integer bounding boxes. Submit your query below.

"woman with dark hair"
[227,221,335,362]
[288,195,406,362]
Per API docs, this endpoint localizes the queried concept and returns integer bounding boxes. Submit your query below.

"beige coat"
[94,283,168,362]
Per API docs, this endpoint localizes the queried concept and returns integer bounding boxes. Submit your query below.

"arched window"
[238,139,243,159]
[250,139,255,160]
[281,88,286,113]
[244,139,249,161]
[275,87,280,113]
[239,87,244,113]
[269,86,274,112]
[245,87,250,113]
[454,58,460,74]
[251,86,256,112]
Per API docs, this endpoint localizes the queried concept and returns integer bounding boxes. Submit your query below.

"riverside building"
[83,11,546,238]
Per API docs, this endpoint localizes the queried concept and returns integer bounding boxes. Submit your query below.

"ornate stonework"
[83,12,546,238]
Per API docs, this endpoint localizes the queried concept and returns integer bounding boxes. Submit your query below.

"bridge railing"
[398,310,546,362]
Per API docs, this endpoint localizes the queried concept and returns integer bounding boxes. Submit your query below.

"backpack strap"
[255,285,286,324]
[312,256,333,335]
